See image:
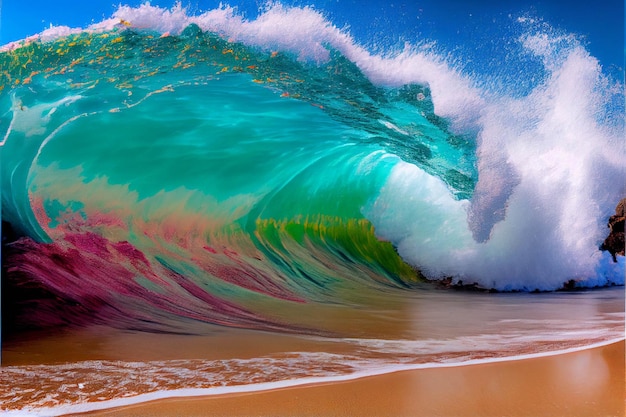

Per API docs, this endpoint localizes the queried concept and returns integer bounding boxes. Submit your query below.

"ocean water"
[1,1,624,415]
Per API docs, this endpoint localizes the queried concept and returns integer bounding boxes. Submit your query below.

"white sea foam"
[2,288,622,415]
[365,27,625,290]
[1,2,481,127]
[3,297,622,416]
[3,337,622,417]
[108,3,482,127]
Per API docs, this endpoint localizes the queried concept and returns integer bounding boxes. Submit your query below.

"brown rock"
[600,198,626,262]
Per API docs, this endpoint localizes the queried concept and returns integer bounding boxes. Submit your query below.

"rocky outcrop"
[600,198,625,262]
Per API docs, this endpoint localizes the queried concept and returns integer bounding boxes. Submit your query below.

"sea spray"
[364,15,625,290]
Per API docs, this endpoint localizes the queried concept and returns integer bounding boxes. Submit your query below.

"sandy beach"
[3,287,623,417]
[80,340,624,417]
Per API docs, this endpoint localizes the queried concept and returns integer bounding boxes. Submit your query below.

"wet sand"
[83,340,624,417]
[3,288,623,416]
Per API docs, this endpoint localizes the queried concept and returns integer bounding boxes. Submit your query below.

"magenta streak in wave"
[112,240,152,269]
[159,266,284,328]
[45,200,302,301]
[203,245,218,254]
[23,196,308,329]
[192,248,305,303]
[6,231,298,331]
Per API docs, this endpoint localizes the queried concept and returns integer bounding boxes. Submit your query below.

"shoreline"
[63,339,624,417]
[2,288,623,416]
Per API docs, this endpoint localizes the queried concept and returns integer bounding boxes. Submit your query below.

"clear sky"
[1,0,623,72]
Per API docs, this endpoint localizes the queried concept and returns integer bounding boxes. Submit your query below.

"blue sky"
[1,0,623,72]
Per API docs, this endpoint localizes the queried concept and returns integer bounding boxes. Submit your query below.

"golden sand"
[81,340,624,417]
